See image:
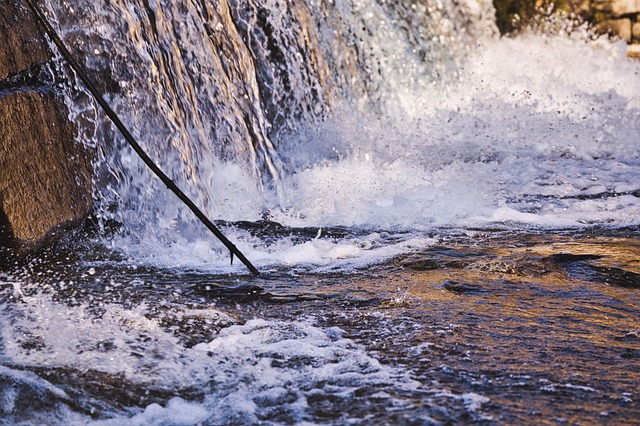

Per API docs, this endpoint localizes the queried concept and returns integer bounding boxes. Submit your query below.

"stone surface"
[593,0,640,16]
[0,197,13,248]
[570,0,594,18]
[0,1,93,247]
[597,18,633,41]
[0,1,51,80]
[0,90,92,244]
[628,43,640,57]
[633,22,640,40]
[492,0,640,52]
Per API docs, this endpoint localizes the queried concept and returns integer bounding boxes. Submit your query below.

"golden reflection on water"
[2,231,638,424]
[353,233,640,423]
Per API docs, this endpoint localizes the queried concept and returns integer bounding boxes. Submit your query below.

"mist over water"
[275,33,640,229]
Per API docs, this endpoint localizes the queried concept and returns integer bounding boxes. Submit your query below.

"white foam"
[249,233,435,272]
[92,398,209,426]
[0,297,431,424]
[269,32,640,234]
[99,30,640,271]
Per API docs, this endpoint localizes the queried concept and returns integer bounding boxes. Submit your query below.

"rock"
[628,44,640,58]
[592,0,640,16]
[596,18,633,41]
[443,280,488,295]
[0,1,51,80]
[0,90,92,245]
[633,22,640,40]
[0,2,93,248]
[588,265,640,288]
[492,0,592,34]
[0,200,13,248]
[399,255,442,271]
[546,253,603,263]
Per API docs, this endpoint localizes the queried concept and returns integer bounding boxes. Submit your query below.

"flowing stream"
[1,0,640,424]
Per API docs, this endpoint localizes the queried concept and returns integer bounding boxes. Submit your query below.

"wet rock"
[0,2,93,247]
[399,255,442,271]
[0,365,73,416]
[443,280,488,295]
[615,331,640,341]
[28,366,198,417]
[0,91,92,245]
[596,18,633,42]
[492,0,592,34]
[398,249,472,271]
[545,253,640,288]
[0,203,14,248]
[190,283,270,302]
[593,0,640,16]
[0,1,51,80]
[588,265,640,288]
[546,253,603,264]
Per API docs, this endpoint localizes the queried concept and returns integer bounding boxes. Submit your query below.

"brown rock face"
[0,1,51,80]
[0,1,93,247]
[0,91,92,243]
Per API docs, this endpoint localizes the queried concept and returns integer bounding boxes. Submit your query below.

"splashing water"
[2,0,640,424]
[45,0,505,269]
[40,0,640,271]
[272,33,640,230]
[0,289,494,425]
[75,5,639,271]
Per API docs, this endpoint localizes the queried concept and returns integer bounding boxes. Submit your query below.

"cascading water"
[45,0,639,270]
[1,0,640,424]
[47,0,503,269]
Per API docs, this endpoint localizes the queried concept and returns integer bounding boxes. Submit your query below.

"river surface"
[1,228,639,424]
[2,0,640,424]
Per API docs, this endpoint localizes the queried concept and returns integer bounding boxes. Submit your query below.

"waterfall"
[44,0,640,268]
[2,5,640,423]
[47,1,493,212]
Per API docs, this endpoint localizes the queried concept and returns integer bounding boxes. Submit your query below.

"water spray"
[24,0,260,275]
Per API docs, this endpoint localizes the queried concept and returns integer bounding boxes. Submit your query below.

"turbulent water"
[1,0,640,424]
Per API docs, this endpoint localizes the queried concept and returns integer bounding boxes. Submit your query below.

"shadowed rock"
[443,280,488,295]
[0,1,51,80]
[0,1,93,247]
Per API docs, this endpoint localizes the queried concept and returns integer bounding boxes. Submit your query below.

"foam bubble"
[92,398,209,426]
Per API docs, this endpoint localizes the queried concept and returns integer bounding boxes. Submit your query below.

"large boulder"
[0,1,92,247]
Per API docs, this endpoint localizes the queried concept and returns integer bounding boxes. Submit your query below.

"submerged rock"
[443,280,488,295]
[587,265,640,288]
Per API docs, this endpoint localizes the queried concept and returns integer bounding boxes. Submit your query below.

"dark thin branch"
[25,0,260,275]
